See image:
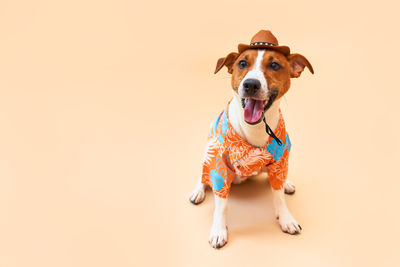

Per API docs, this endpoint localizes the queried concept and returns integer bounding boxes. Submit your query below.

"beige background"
[0,0,399,266]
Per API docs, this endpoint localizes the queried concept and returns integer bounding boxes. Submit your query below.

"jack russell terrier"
[189,30,314,249]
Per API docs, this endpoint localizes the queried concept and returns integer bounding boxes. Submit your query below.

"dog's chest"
[228,99,279,147]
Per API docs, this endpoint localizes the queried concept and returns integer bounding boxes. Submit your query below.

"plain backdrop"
[0,0,399,266]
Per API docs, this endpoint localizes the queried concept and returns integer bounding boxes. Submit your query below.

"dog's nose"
[243,79,261,95]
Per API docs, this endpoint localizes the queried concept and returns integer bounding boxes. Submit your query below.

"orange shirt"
[201,104,291,198]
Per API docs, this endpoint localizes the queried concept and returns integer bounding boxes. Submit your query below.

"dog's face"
[215,49,313,124]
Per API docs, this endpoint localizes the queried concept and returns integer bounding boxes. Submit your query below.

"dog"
[189,30,314,249]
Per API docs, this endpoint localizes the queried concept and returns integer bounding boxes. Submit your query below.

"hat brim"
[238,44,290,56]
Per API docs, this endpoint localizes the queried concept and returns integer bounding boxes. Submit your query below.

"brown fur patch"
[230,50,258,92]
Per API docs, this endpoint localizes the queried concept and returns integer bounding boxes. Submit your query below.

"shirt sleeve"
[266,148,289,190]
[201,138,235,199]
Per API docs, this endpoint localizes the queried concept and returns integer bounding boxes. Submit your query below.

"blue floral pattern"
[217,111,229,144]
[211,113,222,136]
[221,111,229,136]
[210,169,224,191]
[266,134,291,161]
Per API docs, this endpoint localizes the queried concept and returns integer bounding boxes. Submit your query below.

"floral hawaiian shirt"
[201,104,291,198]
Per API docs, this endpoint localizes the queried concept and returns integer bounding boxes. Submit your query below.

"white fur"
[271,187,301,234]
[284,179,296,194]
[189,179,206,204]
[238,49,269,101]
[208,195,228,248]
[232,175,247,184]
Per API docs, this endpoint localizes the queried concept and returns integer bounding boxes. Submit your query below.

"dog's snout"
[243,79,261,95]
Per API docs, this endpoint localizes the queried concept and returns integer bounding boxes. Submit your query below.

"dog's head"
[215,49,313,124]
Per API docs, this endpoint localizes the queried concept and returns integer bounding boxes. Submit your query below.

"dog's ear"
[214,52,239,74]
[288,53,314,78]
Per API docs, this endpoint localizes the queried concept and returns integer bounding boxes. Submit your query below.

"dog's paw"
[284,180,296,195]
[209,225,228,249]
[277,210,301,235]
[189,183,206,205]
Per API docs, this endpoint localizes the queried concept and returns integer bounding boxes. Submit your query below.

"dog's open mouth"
[241,98,266,124]
[241,91,278,125]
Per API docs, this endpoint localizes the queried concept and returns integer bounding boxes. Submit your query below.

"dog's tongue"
[244,98,264,123]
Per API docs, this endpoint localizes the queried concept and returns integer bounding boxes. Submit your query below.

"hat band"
[250,42,276,46]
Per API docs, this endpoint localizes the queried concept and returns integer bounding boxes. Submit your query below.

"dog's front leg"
[271,187,302,235]
[209,194,228,248]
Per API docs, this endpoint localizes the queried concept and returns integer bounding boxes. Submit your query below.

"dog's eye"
[238,60,248,69]
[270,62,281,71]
